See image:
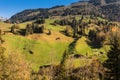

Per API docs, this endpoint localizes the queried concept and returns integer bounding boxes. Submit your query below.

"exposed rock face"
[9,0,120,22]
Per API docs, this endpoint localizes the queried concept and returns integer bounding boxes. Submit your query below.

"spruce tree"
[71,18,78,38]
[25,24,33,36]
[103,32,120,80]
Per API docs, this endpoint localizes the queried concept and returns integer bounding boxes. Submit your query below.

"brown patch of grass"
[0,22,12,31]
[27,31,73,43]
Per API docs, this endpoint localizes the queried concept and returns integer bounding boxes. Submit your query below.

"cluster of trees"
[88,22,120,48]
[10,23,45,36]
[25,23,44,36]
[54,16,108,38]
[70,16,89,38]
[10,17,45,36]
[88,29,106,48]
[54,16,87,38]
[54,16,119,48]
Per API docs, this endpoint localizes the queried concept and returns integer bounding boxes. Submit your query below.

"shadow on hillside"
[59,30,66,34]
[85,40,102,49]
[18,29,26,36]
[68,37,81,54]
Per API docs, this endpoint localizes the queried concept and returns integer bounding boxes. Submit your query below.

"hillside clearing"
[3,32,73,71]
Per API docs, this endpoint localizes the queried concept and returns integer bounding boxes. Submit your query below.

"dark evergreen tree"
[71,18,78,38]
[88,30,105,48]
[11,26,15,33]
[65,26,71,37]
[78,16,86,36]
[39,25,44,33]
[25,24,33,36]
[103,32,120,80]
[88,29,96,41]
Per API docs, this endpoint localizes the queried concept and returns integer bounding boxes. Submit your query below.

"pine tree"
[103,32,120,80]
[71,18,78,38]
[11,26,15,33]
[25,24,33,36]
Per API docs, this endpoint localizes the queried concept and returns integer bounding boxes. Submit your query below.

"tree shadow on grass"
[68,37,81,54]
[18,29,26,36]
[85,40,103,49]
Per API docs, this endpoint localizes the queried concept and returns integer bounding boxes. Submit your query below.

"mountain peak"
[0,17,7,21]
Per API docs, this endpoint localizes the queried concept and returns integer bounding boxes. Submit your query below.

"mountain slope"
[9,0,120,22]
[3,32,73,71]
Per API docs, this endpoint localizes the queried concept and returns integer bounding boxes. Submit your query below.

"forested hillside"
[9,0,120,23]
